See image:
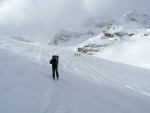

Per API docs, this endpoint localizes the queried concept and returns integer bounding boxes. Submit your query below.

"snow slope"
[1,38,150,113]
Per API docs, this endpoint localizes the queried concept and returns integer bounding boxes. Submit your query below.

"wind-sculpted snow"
[0,38,150,113]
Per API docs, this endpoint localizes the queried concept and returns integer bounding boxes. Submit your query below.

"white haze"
[0,0,150,43]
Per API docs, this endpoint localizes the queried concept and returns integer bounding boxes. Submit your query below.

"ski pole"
[51,70,53,78]
[58,66,65,74]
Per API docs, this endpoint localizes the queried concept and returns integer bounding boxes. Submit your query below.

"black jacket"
[50,58,58,68]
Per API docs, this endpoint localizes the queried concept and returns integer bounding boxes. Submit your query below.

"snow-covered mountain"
[49,29,84,45]
[49,17,113,46]
[49,10,150,46]
[11,36,34,43]
[117,10,150,27]
[78,10,150,53]
[78,10,150,68]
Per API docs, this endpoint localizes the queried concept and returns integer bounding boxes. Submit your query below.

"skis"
[50,76,59,80]
[52,78,59,80]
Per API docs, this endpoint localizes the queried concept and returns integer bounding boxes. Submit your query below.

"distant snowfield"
[94,36,150,69]
[1,38,150,113]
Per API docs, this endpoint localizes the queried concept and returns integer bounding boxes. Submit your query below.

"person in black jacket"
[50,55,59,80]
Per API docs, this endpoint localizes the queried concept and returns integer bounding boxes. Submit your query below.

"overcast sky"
[0,0,150,43]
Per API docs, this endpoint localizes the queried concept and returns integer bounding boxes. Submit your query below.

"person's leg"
[52,67,55,80]
[56,68,59,79]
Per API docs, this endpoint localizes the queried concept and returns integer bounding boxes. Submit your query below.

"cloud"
[0,0,150,43]
[81,0,112,15]
[0,0,86,40]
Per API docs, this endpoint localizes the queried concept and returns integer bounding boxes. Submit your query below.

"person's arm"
[57,55,59,60]
[50,59,53,64]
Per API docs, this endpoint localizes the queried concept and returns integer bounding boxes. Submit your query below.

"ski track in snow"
[1,38,150,113]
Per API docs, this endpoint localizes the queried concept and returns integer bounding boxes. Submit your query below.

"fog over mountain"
[0,0,150,43]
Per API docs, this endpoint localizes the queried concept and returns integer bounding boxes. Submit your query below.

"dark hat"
[52,55,57,58]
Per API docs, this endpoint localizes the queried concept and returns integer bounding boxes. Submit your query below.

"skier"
[49,55,59,80]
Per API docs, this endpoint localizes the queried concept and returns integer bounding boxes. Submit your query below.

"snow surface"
[1,37,150,113]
